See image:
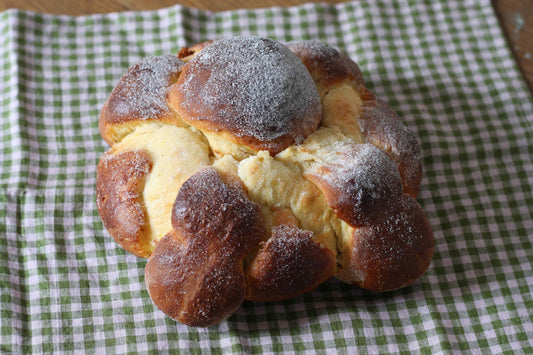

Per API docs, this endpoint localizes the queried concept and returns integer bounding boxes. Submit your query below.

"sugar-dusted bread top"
[170,36,322,156]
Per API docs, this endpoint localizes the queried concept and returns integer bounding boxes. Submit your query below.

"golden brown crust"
[145,167,265,326]
[337,194,434,292]
[306,143,403,227]
[96,150,153,258]
[286,40,365,91]
[169,36,322,156]
[245,225,336,302]
[99,55,185,145]
[357,90,422,197]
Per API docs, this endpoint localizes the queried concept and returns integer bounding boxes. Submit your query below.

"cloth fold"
[0,0,532,353]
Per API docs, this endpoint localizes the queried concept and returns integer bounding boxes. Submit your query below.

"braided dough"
[96,36,434,327]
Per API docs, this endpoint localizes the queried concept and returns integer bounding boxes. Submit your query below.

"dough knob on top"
[168,36,323,156]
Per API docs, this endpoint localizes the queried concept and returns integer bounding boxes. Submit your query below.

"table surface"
[1,0,532,95]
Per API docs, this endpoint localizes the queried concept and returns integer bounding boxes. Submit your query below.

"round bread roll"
[96,36,434,327]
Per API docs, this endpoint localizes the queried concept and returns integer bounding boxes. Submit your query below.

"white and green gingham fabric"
[1,0,532,353]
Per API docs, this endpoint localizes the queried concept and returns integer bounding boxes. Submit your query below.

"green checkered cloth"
[1,0,532,353]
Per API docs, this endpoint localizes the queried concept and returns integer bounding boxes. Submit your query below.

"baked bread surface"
[96,36,434,327]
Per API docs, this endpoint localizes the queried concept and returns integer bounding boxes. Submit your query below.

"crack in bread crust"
[96,36,434,326]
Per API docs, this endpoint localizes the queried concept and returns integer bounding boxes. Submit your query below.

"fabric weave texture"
[0,0,532,353]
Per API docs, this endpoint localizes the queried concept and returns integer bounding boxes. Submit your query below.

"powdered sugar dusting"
[286,40,339,73]
[245,224,335,300]
[358,98,422,195]
[260,226,317,287]
[150,167,265,325]
[171,168,264,253]
[327,144,401,196]
[286,39,364,87]
[109,55,184,121]
[287,39,333,55]
[318,143,403,225]
[177,36,321,143]
[99,151,151,178]
[351,195,434,290]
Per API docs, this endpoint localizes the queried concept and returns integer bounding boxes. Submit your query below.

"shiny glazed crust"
[96,36,434,327]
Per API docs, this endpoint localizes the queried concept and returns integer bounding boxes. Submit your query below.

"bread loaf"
[96,36,434,327]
